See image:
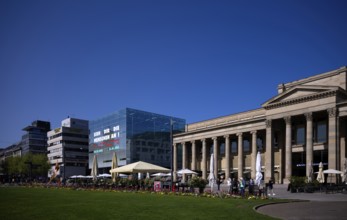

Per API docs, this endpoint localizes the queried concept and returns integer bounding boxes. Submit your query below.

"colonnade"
[173,108,339,183]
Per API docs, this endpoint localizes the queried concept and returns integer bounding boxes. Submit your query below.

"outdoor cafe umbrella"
[255,151,263,187]
[151,173,170,177]
[208,153,215,193]
[110,161,170,173]
[91,155,99,182]
[323,169,343,184]
[111,152,118,183]
[98,173,112,178]
[177,168,197,175]
[316,162,325,183]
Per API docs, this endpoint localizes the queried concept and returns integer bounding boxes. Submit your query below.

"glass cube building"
[88,108,185,173]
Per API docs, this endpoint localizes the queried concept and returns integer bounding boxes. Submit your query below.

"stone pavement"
[255,184,347,220]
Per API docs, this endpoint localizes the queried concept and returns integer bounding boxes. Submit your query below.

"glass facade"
[89,108,185,172]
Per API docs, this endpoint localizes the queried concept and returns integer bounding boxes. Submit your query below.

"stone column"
[191,140,196,172]
[284,116,292,183]
[182,142,187,182]
[173,143,177,181]
[213,137,218,179]
[265,119,273,182]
[340,119,346,172]
[225,135,230,180]
[237,133,243,179]
[328,108,338,171]
[305,112,313,178]
[251,131,257,180]
[201,139,207,179]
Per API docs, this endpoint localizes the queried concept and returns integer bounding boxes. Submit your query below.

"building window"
[293,124,305,145]
[257,137,263,151]
[220,143,225,156]
[314,120,327,143]
[243,139,250,152]
[231,139,237,153]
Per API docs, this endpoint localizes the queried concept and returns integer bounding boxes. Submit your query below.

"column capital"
[190,140,195,145]
[200,138,206,143]
[266,119,272,128]
[284,116,291,124]
[224,134,230,139]
[304,112,313,121]
[327,108,338,118]
[181,142,186,146]
[250,130,257,135]
[212,137,218,141]
[236,132,243,137]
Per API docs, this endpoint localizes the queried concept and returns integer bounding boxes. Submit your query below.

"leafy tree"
[3,153,50,181]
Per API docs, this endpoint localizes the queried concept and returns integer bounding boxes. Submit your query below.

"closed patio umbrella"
[208,153,215,193]
[255,151,263,187]
[111,152,118,183]
[91,155,99,182]
[316,162,324,183]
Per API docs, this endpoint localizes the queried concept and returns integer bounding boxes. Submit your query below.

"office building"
[47,118,89,179]
[89,108,186,173]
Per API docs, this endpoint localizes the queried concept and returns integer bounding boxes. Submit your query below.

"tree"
[4,153,50,182]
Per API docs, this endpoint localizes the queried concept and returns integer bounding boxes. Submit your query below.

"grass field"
[0,187,278,220]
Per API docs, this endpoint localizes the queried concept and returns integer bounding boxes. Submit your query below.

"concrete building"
[21,120,51,155]
[173,66,347,184]
[0,120,51,161]
[89,108,185,173]
[47,118,89,179]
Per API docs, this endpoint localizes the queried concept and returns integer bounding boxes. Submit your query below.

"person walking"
[216,177,222,191]
[268,178,275,196]
[239,177,245,197]
[249,178,254,195]
[232,178,238,195]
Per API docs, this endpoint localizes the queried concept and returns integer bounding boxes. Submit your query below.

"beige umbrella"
[208,153,215,193]
[110,161,170,173]
[111,152,118,183]
[316,162,324,183]
[91,155,99,182]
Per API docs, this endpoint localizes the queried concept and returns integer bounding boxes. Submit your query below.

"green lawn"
[0,187,279,220]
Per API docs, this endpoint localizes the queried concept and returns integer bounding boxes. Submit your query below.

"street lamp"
[170,118,174,191]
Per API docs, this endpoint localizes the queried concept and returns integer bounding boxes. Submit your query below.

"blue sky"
[1,0,346,147]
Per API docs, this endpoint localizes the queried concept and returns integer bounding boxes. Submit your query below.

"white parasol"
[316,162,325,183]
[208,153,215,193]
[151,172,170,177]
[255,151,263,187]
[177,168,197,175]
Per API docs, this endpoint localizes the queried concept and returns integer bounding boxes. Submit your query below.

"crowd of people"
[218,176,276,198]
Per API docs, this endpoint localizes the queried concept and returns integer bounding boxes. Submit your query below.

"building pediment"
[262,85,346,110]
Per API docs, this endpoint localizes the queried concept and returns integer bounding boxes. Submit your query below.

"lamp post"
[170,118,174,191]
[62,142,66,182]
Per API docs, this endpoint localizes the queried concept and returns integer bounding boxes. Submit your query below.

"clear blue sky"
[1,0,346,147]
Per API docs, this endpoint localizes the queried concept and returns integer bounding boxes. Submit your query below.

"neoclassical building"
[173,66,347,184]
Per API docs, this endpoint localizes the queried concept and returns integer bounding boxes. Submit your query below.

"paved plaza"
[255,184,347,220]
